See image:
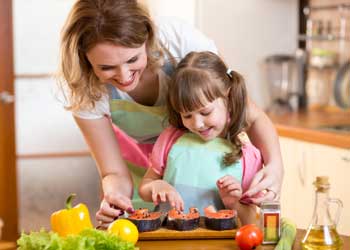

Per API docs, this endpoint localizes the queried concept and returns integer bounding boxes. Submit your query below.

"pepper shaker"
[260,201,281,244]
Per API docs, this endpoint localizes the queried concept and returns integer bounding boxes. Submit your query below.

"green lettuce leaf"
[17,228,137,250]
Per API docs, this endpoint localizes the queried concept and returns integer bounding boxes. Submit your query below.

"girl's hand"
[217,175,242,209]
[150,180,184,211]
[243,163,283,205]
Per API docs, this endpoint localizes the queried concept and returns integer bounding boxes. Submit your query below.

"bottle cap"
[316,176,329,185]
[261,201,280,210]
[314,176,330,190]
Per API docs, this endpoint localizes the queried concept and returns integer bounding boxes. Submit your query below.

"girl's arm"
[244,98,284,204]
[74,116,134,227]
[139,168,184,211]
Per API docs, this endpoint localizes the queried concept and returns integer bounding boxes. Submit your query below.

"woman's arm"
[217,175,258,225]
[74,116,134,226]
[235,203,259,225]
[139,168,184,211]
[244,98,284,204]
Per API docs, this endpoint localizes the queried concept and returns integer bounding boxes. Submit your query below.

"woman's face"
[180,98,229,141]
[86,42,148,92]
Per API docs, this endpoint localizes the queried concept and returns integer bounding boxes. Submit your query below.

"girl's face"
[180,98,229,141]
[86,42,148,92]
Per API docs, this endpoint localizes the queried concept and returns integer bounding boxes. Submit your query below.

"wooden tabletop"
[136,229,350,250]
[0,241,16,250]
[267,109,350,148]
[1,230,350,250]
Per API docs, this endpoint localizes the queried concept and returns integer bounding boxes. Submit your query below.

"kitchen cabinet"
[279,137,350,235]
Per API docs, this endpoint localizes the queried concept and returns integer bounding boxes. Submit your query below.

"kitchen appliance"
[264,50,306,114]
[306,48,339,110]
[334,60,350,109]
[306,66,334,110]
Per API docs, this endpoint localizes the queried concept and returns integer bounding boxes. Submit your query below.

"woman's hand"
[150,180,184,211]
[95,198,129,229]
[217,175,242,209]
[242,163,283,205]
[95,174,134,229]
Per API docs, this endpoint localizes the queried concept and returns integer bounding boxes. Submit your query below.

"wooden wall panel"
[0,0,18,241]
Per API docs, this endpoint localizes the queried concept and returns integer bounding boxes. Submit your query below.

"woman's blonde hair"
[167,51,248,165]
[58,0,164,111]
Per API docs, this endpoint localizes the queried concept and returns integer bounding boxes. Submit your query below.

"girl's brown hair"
[167,51,247,165]
[58,0,164,111]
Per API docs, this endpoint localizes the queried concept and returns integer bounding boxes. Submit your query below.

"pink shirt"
[150,126,263,193]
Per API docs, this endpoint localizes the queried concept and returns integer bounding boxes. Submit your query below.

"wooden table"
[136,230,350,250]
[0,241,16,250]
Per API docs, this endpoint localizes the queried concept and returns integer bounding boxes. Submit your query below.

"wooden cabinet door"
[0,0,18,241]
[280,137,350,235]
[279,138,314,229]
[279,138,300,220]
[308,143,350,235]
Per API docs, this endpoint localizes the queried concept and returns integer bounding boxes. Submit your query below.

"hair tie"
[226,68,233,79]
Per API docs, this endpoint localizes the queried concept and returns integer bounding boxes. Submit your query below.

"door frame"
[0,0,18,241]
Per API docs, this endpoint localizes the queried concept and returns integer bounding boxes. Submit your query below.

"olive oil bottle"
[301,176,343,250]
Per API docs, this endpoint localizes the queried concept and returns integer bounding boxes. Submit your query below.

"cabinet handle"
[341,156,350,162]
[0,91,15,104]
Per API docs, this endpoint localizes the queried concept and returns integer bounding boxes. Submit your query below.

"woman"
[58,0,283,228]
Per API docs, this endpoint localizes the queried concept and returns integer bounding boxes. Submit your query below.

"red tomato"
[235,224,263,250]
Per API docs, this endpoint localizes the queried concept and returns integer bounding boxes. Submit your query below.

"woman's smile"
[87,42,147,93]
[114,71,136,87]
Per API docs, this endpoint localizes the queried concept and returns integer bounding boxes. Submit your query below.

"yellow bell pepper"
[50,193,93,237]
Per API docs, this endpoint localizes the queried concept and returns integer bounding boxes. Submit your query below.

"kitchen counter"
[136,229,350,250]
[0,241,16,250]
[267,109,350,148]
[2,230,349,250]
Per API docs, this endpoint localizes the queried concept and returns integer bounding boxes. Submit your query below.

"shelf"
[307,64,339,70]
[298,34,346,42]
[303,3,350,14]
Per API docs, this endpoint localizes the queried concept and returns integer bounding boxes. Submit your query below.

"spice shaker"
[260,201,281,244]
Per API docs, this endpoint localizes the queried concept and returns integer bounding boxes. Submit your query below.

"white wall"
[14,0,99,232]
[144,0,196,26]
[14,0,74,74]
[197,0,299,108]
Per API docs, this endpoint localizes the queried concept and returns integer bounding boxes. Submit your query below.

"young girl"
[58,0,283,227]
[139,51,264,224]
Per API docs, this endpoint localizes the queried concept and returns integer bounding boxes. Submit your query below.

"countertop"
[1,230,349,250]
[267,109,350,148]
[0,241,15,250]
[136,229,350,250]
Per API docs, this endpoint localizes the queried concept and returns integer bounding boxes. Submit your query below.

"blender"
[264,51,306,114]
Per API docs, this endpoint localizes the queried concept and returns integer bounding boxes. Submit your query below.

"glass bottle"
[301,176,343,250]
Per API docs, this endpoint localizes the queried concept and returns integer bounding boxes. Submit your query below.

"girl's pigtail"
[223,70,248,166]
